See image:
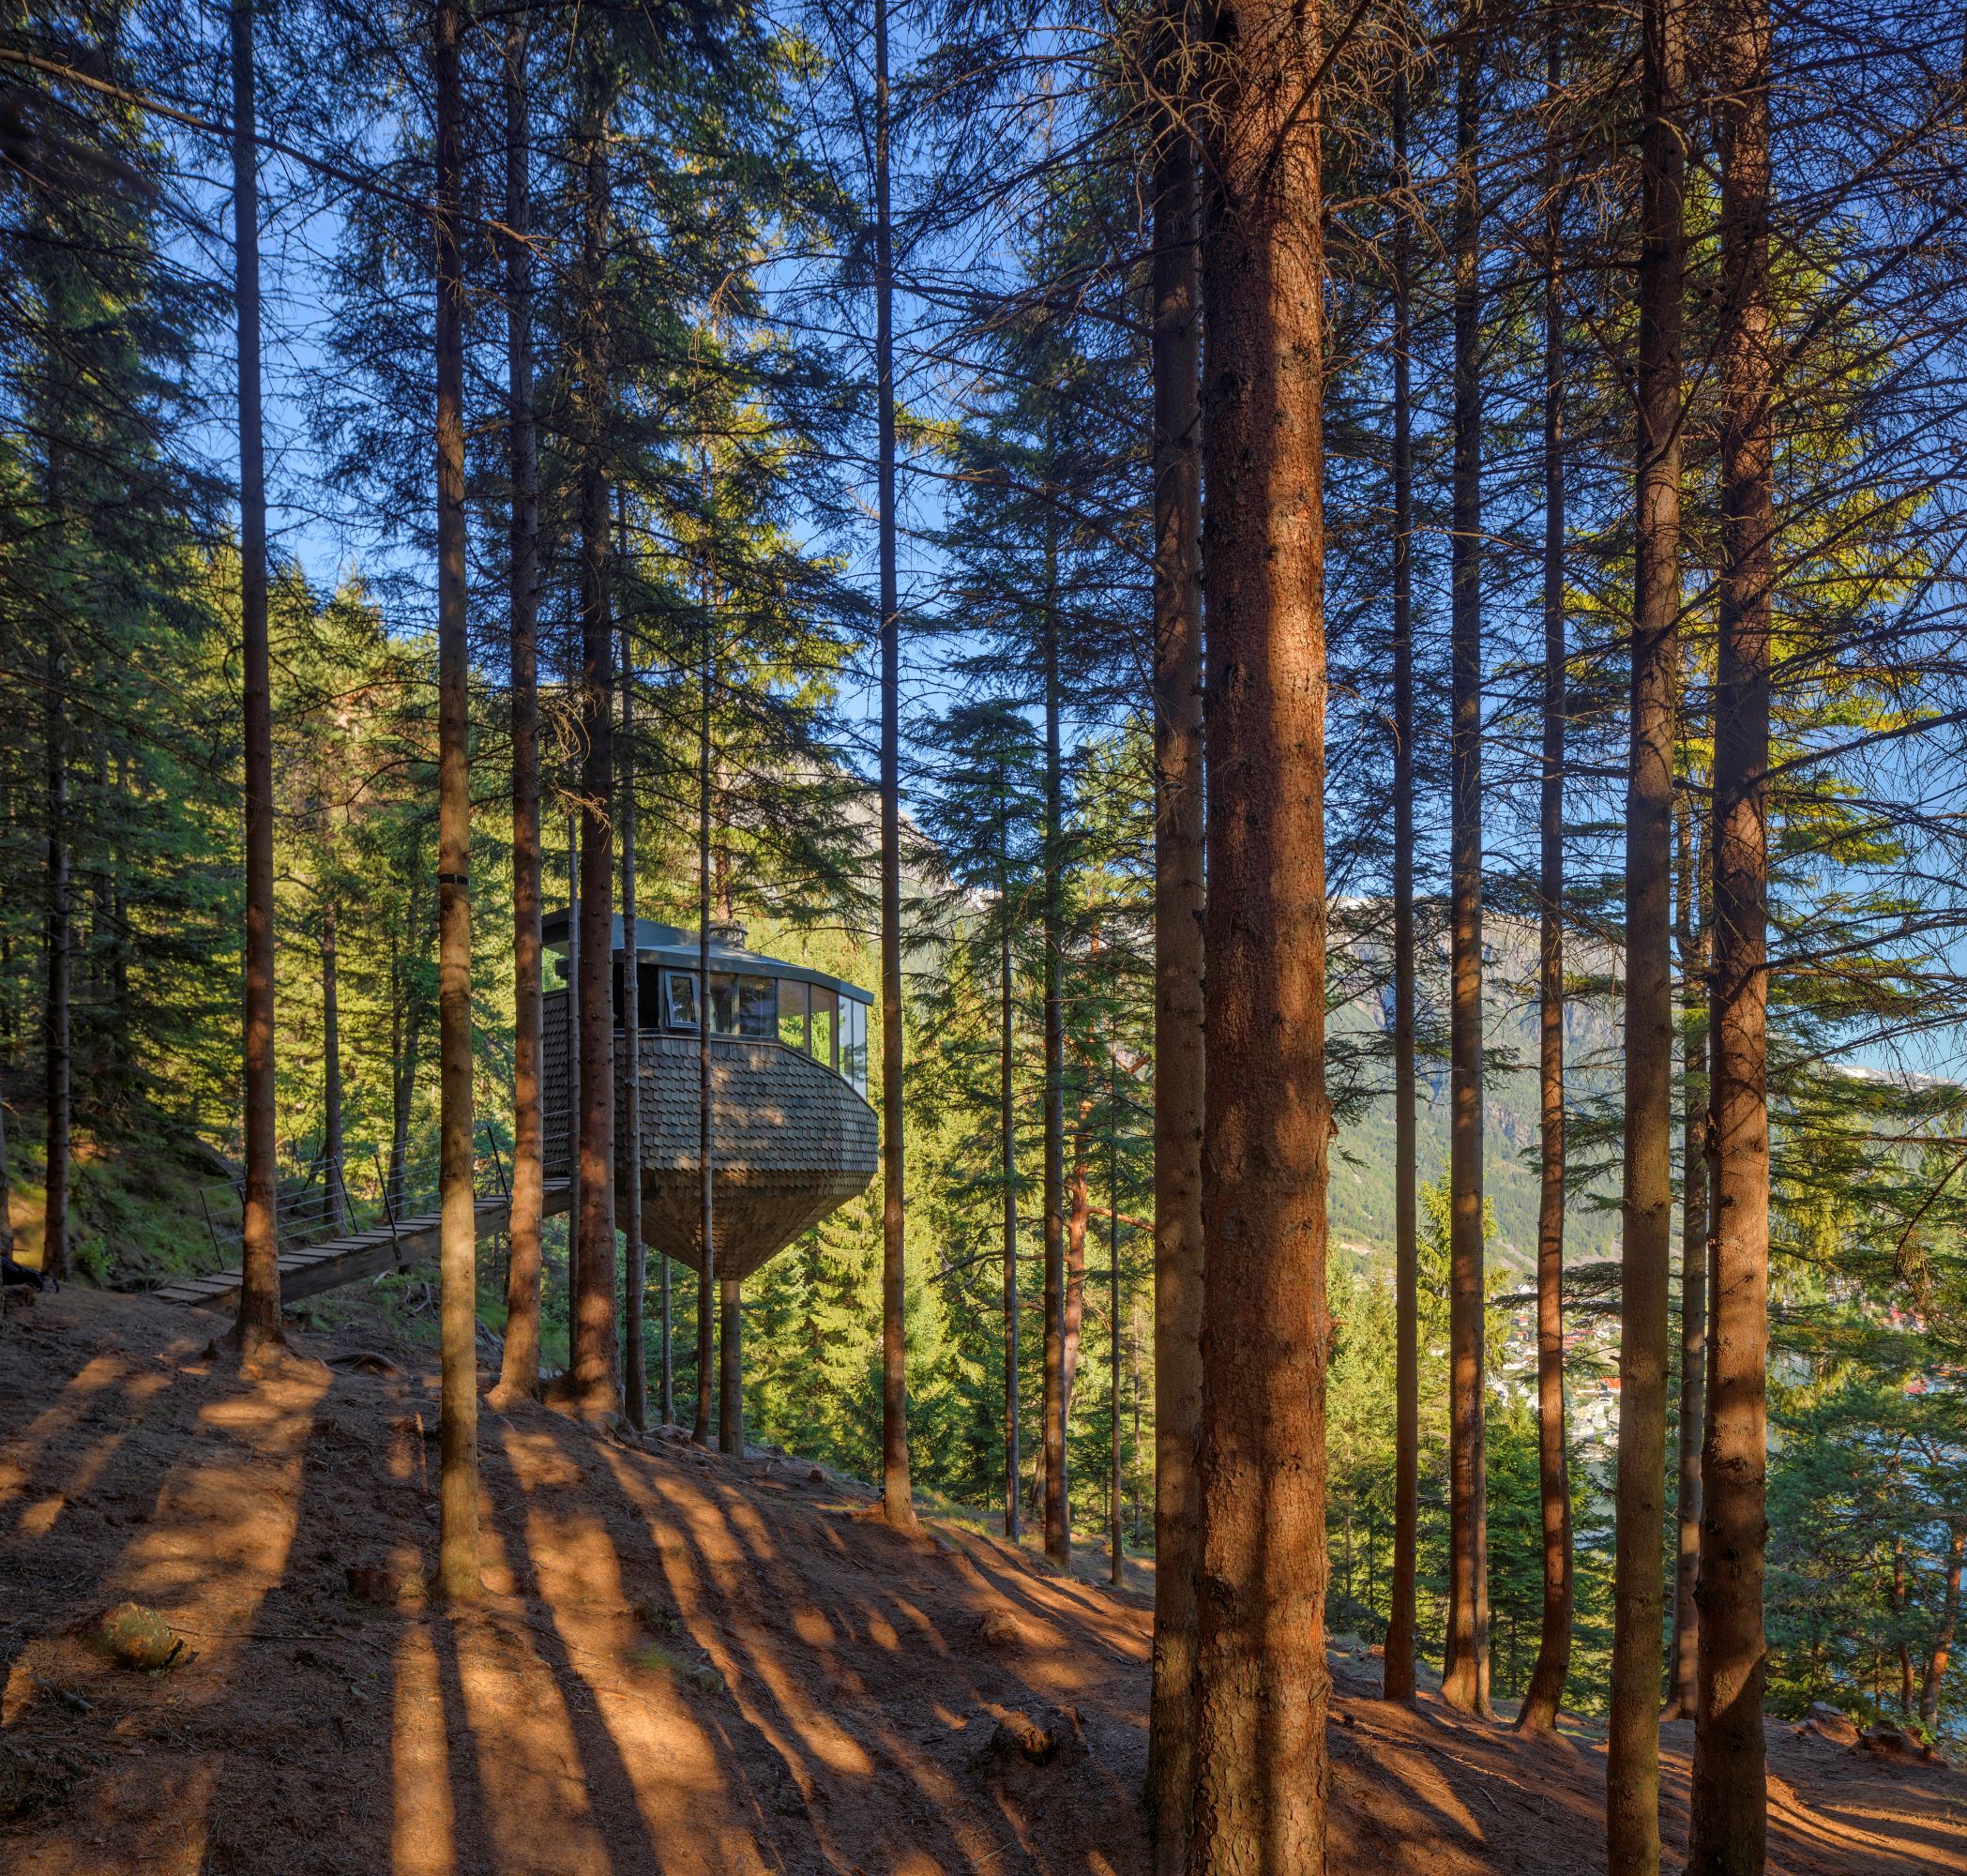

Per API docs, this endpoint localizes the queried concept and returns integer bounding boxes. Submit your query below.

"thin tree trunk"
[1921,1525,1964,1732]
[431,0,478,1600]
[694,571,717,1445]
[1611,0,1686,1854]
[1064,1139,1089,1426]
[497,11,545,1408]
[1894,1535,1915,1717]
[1146,22,1206,1850]
[566,819,580,1305]
[1189,0,1331,1862]
[1518,4,1573,1734]
[570,113,617,1416]
[0,1077,13,1262]
[719,1276,743,1454]
[230,0,280,1352]
[1384,48,1420,1712]
[323,898,345,1232]
[1688,0,1773,1855]
[873,0,915,1527]
[1443,0,1490,1718]
[388,916,419,1208]
[1001,896,1020,1540]
[620,503,645,1430]
[109,755,129,1084]
[42,634,68,1285]
[1041,532,1068,1567]
[1108,1075,1122,1588]
[1666,787,1709,1717]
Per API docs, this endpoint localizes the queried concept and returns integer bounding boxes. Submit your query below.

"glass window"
[778,978,810,1054]
[842,998,868,1097]
[709,972,739,1035]
[664,970,699,1031]
[738,975,777,1038]
[809,985,837,1069]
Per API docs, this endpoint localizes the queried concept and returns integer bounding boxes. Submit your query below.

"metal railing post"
[374,1144,401,1258]
[485,1126,508,1197]
[198,1187,223,1268]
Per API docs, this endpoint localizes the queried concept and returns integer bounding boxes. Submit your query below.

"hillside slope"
[4,1289,1960,1876]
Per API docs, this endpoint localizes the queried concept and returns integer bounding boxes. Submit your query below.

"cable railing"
[196,1126,510,1271]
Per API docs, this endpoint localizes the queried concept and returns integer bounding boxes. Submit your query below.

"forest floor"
[2,1286,1964,1876]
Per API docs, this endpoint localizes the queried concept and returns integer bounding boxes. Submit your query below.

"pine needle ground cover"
[3,1287,1959,1876]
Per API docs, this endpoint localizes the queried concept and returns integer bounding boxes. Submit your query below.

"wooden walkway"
[155,1179,571,1311]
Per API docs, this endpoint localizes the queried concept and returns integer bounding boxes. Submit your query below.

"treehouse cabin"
[541,913,877,1282]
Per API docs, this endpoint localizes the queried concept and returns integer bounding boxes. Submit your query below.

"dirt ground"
[3,1287,1963,1876]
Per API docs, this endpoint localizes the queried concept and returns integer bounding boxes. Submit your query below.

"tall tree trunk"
[497,11,545,1408]
[42,635,69,1284]
[1001,894,1020,1540]
[388,916,418,1209]
[323,898,345,1232]
[694,576,717,1445]
[873,0,915,1527]
[570,113,617,1416]
[1688,0,1773,1856]
[1518,4,1573,1735]
[566,819,581,1303]
[109,755,129,1087]
[1384,51,1420,1707]
[1894,1535,1915,1717]
[719,1276,743,1453]
[1041,534,1068,1567]
[1064,1134,1089,1426]
[1611,0,1686,1855]
[1189,0,1331,1862]
[0,1071,13,1262]
[431,0,478,1600]
[1921,1524,1964,1732]
[620,507,646,1430]
[1442,0,1490,1718]
[230,0,280,1352]
[1666,786,1709,1717]
[1146,23,1205,1852]
[1108,1081,1122,1588]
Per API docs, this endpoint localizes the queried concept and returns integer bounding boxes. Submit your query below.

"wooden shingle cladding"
[542,989,877,1282]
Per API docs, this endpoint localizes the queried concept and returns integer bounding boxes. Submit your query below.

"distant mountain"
[1327,912,1625,1274]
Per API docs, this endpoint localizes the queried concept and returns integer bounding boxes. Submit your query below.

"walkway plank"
[155,1180,571,1310]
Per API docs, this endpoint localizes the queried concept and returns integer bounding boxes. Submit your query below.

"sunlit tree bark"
[432,0,479,1599]
[496,12,545,1409]
[873,0,915,1526]
[1610,0,1687,1854]
[1145,16,1204,1858]
[1383,44,1419,1709]
[1518,0,1573,1736]
[1688,0,1773,1857]
[230,0,280,1354]
[1442,0,1490,1718]
[1188,0,1332,1861]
